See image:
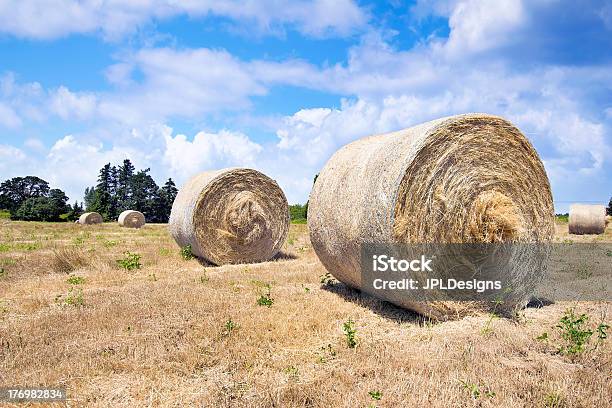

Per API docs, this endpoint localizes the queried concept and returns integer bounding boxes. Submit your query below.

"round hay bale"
[308,113,554,319]
[169,168,290,265]
[118,210,146,229]
[79,212,103,225]
[569,204,606,235]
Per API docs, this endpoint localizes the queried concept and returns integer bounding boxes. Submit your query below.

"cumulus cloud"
[0,144,27,178]
[50,87,98,120]
[0,0,368,40]
[164,129,263,180]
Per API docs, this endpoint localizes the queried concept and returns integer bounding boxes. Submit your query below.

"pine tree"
[116,159,135,211]
[158,178,178,222]
[90,163,115,220]
[84,187,96,210]
[130,169,160,222]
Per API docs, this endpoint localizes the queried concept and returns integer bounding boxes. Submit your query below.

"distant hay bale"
[168,168,290,265]
[569,204,606,235]
[118,210,146,229]
[308,113,554,319]
[79,212,103,225]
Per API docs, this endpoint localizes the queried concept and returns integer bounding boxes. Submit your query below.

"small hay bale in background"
[308,113,555,319]
[118,210,146,229]
[79,212,103,225]
[569,204,606,235]
[169,168,289,265]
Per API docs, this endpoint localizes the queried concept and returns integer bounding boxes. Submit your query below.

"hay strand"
[168,168,290,265]
[569,204,606,235]
[118,210,146,229]
[308,113,554,319]
[79,212,103,225]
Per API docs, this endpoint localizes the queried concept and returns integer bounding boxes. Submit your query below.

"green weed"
[368,390,383,401]
[459,380,495,399]
[102,240,118,248]
[66,275,85,285]
[320,272,334,285]
[256,284,274,307]
[543,391,565,407]
[575,264,593,279]
[116,252,142,271]
[224,318,238,335]
[180,245,194,260]
[317,344,337,363]
[342,319,357,348]
[556,309,608,355]
[56,287,85,307]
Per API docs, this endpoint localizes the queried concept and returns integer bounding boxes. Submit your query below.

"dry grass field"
[0,219,610,407]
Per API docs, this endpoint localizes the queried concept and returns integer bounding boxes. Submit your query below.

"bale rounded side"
[79,212,103,225]
[118,210,146,229]
[168,168,290,265]
[569,204,606,235]
[308,113,554,319]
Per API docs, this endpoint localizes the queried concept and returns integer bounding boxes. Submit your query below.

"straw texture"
[118,210,146,229]
[569,204,606,235]
[308,113,554,319]
[169,168,289,265]
[79,212,103,225]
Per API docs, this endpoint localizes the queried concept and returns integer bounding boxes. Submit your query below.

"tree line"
[84,159,177,223]
[0,159,178,223]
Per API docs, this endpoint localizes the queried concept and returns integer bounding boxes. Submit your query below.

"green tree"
[157,178,178,222]
[116,159,136,211]
[84,186,96,210]
[49,189,70,214]
[131,169,160,221]
[90,163,118,220]
[66,200,84,221]
[607,196,611,216]
[289,204,307,222]
[0,176,50,212]
[12,188,69,222]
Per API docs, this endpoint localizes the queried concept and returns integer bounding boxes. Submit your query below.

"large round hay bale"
[308,113,554,319]
[79,212,103,225]
[569,204,606,234]
[118,210,146,229]
[169,168,290,265]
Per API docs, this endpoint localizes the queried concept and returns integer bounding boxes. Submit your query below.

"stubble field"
[0,220,610,407]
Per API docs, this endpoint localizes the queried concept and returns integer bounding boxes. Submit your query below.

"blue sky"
[0,0,610,212]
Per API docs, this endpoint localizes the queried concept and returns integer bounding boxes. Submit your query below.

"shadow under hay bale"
[321,280,428,325]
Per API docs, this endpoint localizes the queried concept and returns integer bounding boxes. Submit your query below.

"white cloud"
[163,129,263,181]
[442,0,525,56]
[50,86,98,120]
[23,138,45,151]
[0,144,27,178]
[0,102,21,127]
[0,0,367,40]
[98,47,267,124]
